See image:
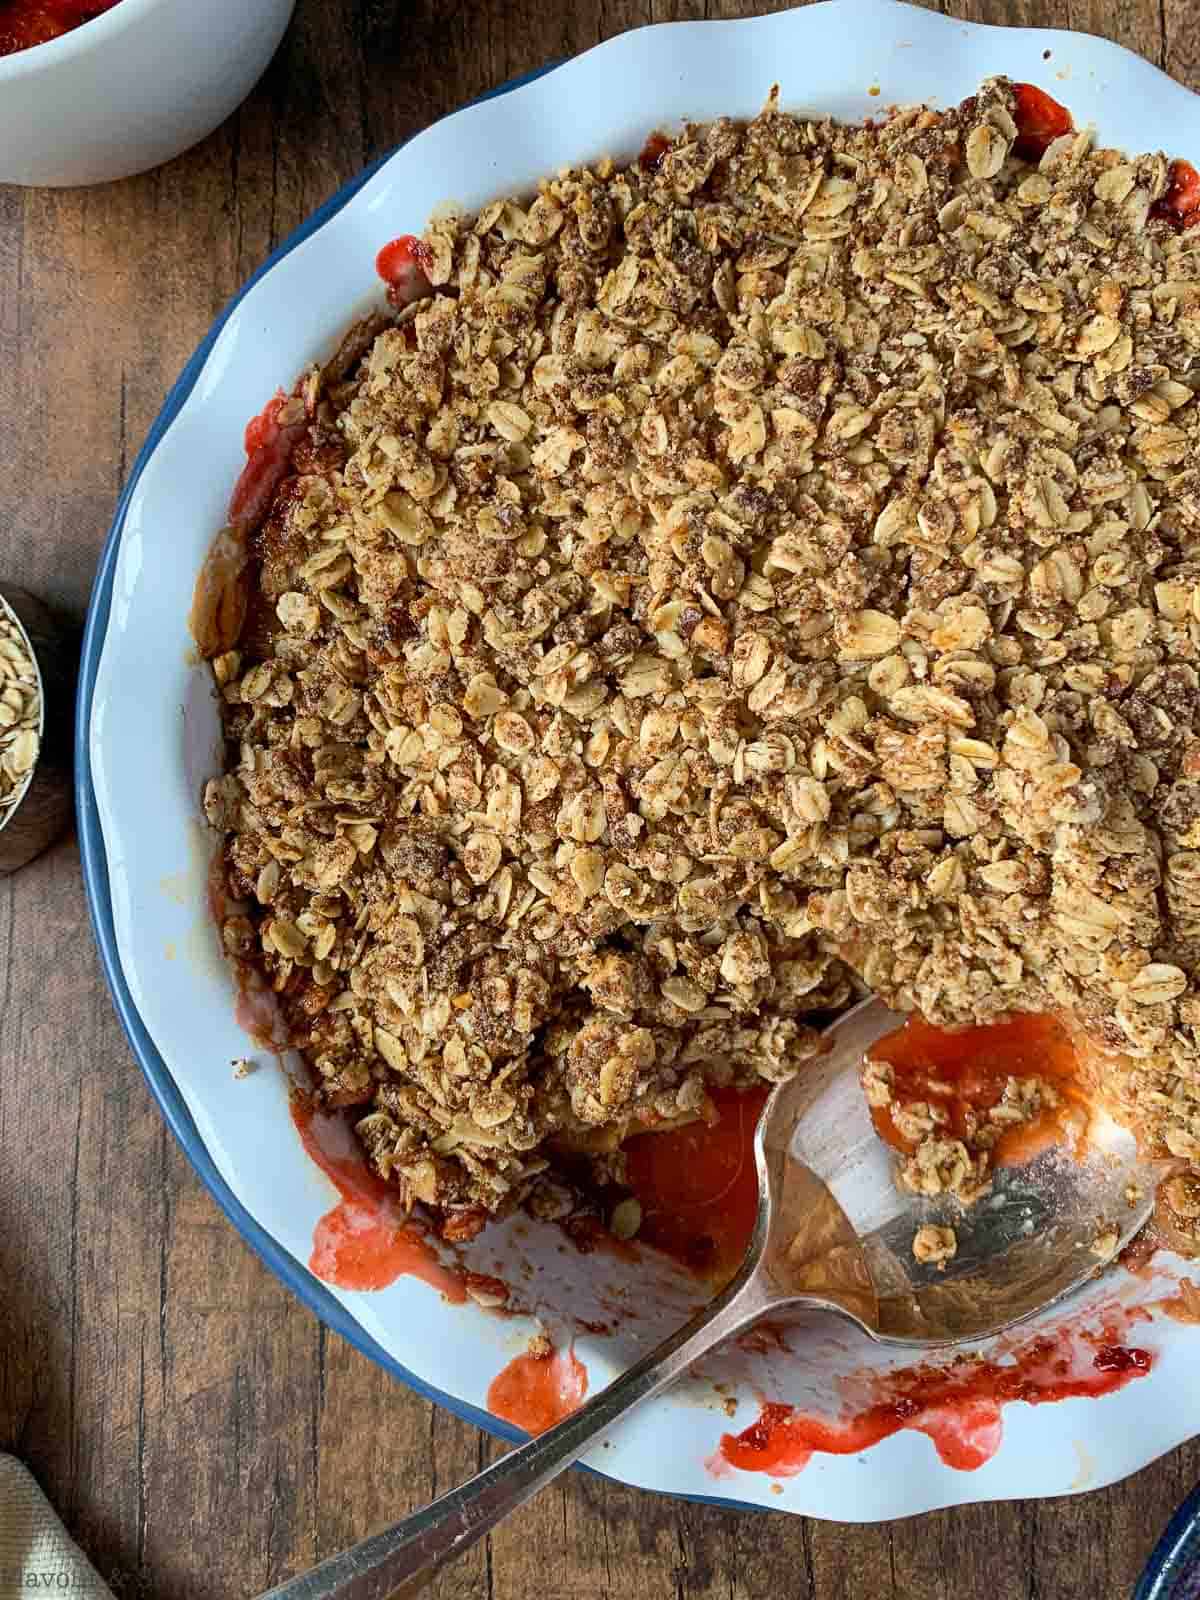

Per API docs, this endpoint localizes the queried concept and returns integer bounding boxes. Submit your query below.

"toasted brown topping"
[203,79,1200,1227]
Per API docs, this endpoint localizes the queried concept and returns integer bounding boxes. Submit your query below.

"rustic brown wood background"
[3,0,1199,1594]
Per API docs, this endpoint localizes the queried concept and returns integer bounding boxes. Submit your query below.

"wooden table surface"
[3,1,1200,1595]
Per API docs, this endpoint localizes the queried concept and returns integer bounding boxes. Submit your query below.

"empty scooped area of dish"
[280,1013,1165,1474]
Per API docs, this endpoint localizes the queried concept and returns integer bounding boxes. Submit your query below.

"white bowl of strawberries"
[0,0,295,186]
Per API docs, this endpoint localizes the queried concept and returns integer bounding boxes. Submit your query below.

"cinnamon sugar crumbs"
[198,78,1200,1239]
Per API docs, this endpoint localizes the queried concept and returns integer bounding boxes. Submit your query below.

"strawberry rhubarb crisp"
[197,78,1200,1242]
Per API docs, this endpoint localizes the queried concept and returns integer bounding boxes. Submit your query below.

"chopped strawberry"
[227,421,306,535]
[639,132,671,172]
[1151,158,1200,230]
[243,389,287,457]
[1011,82,1073,162]
[375,235,434,308]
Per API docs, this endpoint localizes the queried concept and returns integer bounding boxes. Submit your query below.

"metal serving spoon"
[261,998,1155,1600]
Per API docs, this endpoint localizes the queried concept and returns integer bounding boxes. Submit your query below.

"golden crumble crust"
[200,78,1200,1234]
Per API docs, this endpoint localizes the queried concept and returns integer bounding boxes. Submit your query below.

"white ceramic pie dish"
[0,0,296,187]
[80,0,1200,1520]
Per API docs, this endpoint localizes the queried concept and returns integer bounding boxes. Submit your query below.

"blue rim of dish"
[74,62,768,1516]
[1135,1482,1200,1599]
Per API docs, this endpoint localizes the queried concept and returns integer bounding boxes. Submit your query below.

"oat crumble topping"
[912,1223,958,1268]
[862,1050,1076,1201]
[198,79,1200,1238]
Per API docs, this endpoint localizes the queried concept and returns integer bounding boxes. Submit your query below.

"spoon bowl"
[756,998,1155,1345]
[260,998,1157,1600]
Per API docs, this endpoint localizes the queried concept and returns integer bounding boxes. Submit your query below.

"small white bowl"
[0,0,296,187]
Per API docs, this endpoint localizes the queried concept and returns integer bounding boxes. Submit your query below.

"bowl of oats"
[79,0,1200,1522]
[0,586,72,874]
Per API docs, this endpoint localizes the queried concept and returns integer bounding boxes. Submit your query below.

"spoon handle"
[257,1268,771,1600]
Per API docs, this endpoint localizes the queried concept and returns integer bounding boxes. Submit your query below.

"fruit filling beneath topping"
[864,1014,1090,1203]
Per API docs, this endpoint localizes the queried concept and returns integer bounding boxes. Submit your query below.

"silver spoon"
[261,998,1155,1600]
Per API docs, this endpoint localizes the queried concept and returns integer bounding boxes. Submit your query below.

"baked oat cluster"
[911,1223,958,1269]
[863,1055,1069,1202]
[202,78,1200,1232]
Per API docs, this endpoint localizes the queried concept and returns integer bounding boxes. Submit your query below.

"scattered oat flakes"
[232,1057,258,1079]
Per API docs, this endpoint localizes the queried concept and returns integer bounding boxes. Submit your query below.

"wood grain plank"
[314,1318,490,1600]
[1068,0,1163,63]
[808,1520,896,1598]
[951,0,1072,28]
[133,1137,316,1598]
[6,3,1200,1599]
[1163,0,1200,88]
[888,1504,1030,1600]
[0,845,138,1586]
